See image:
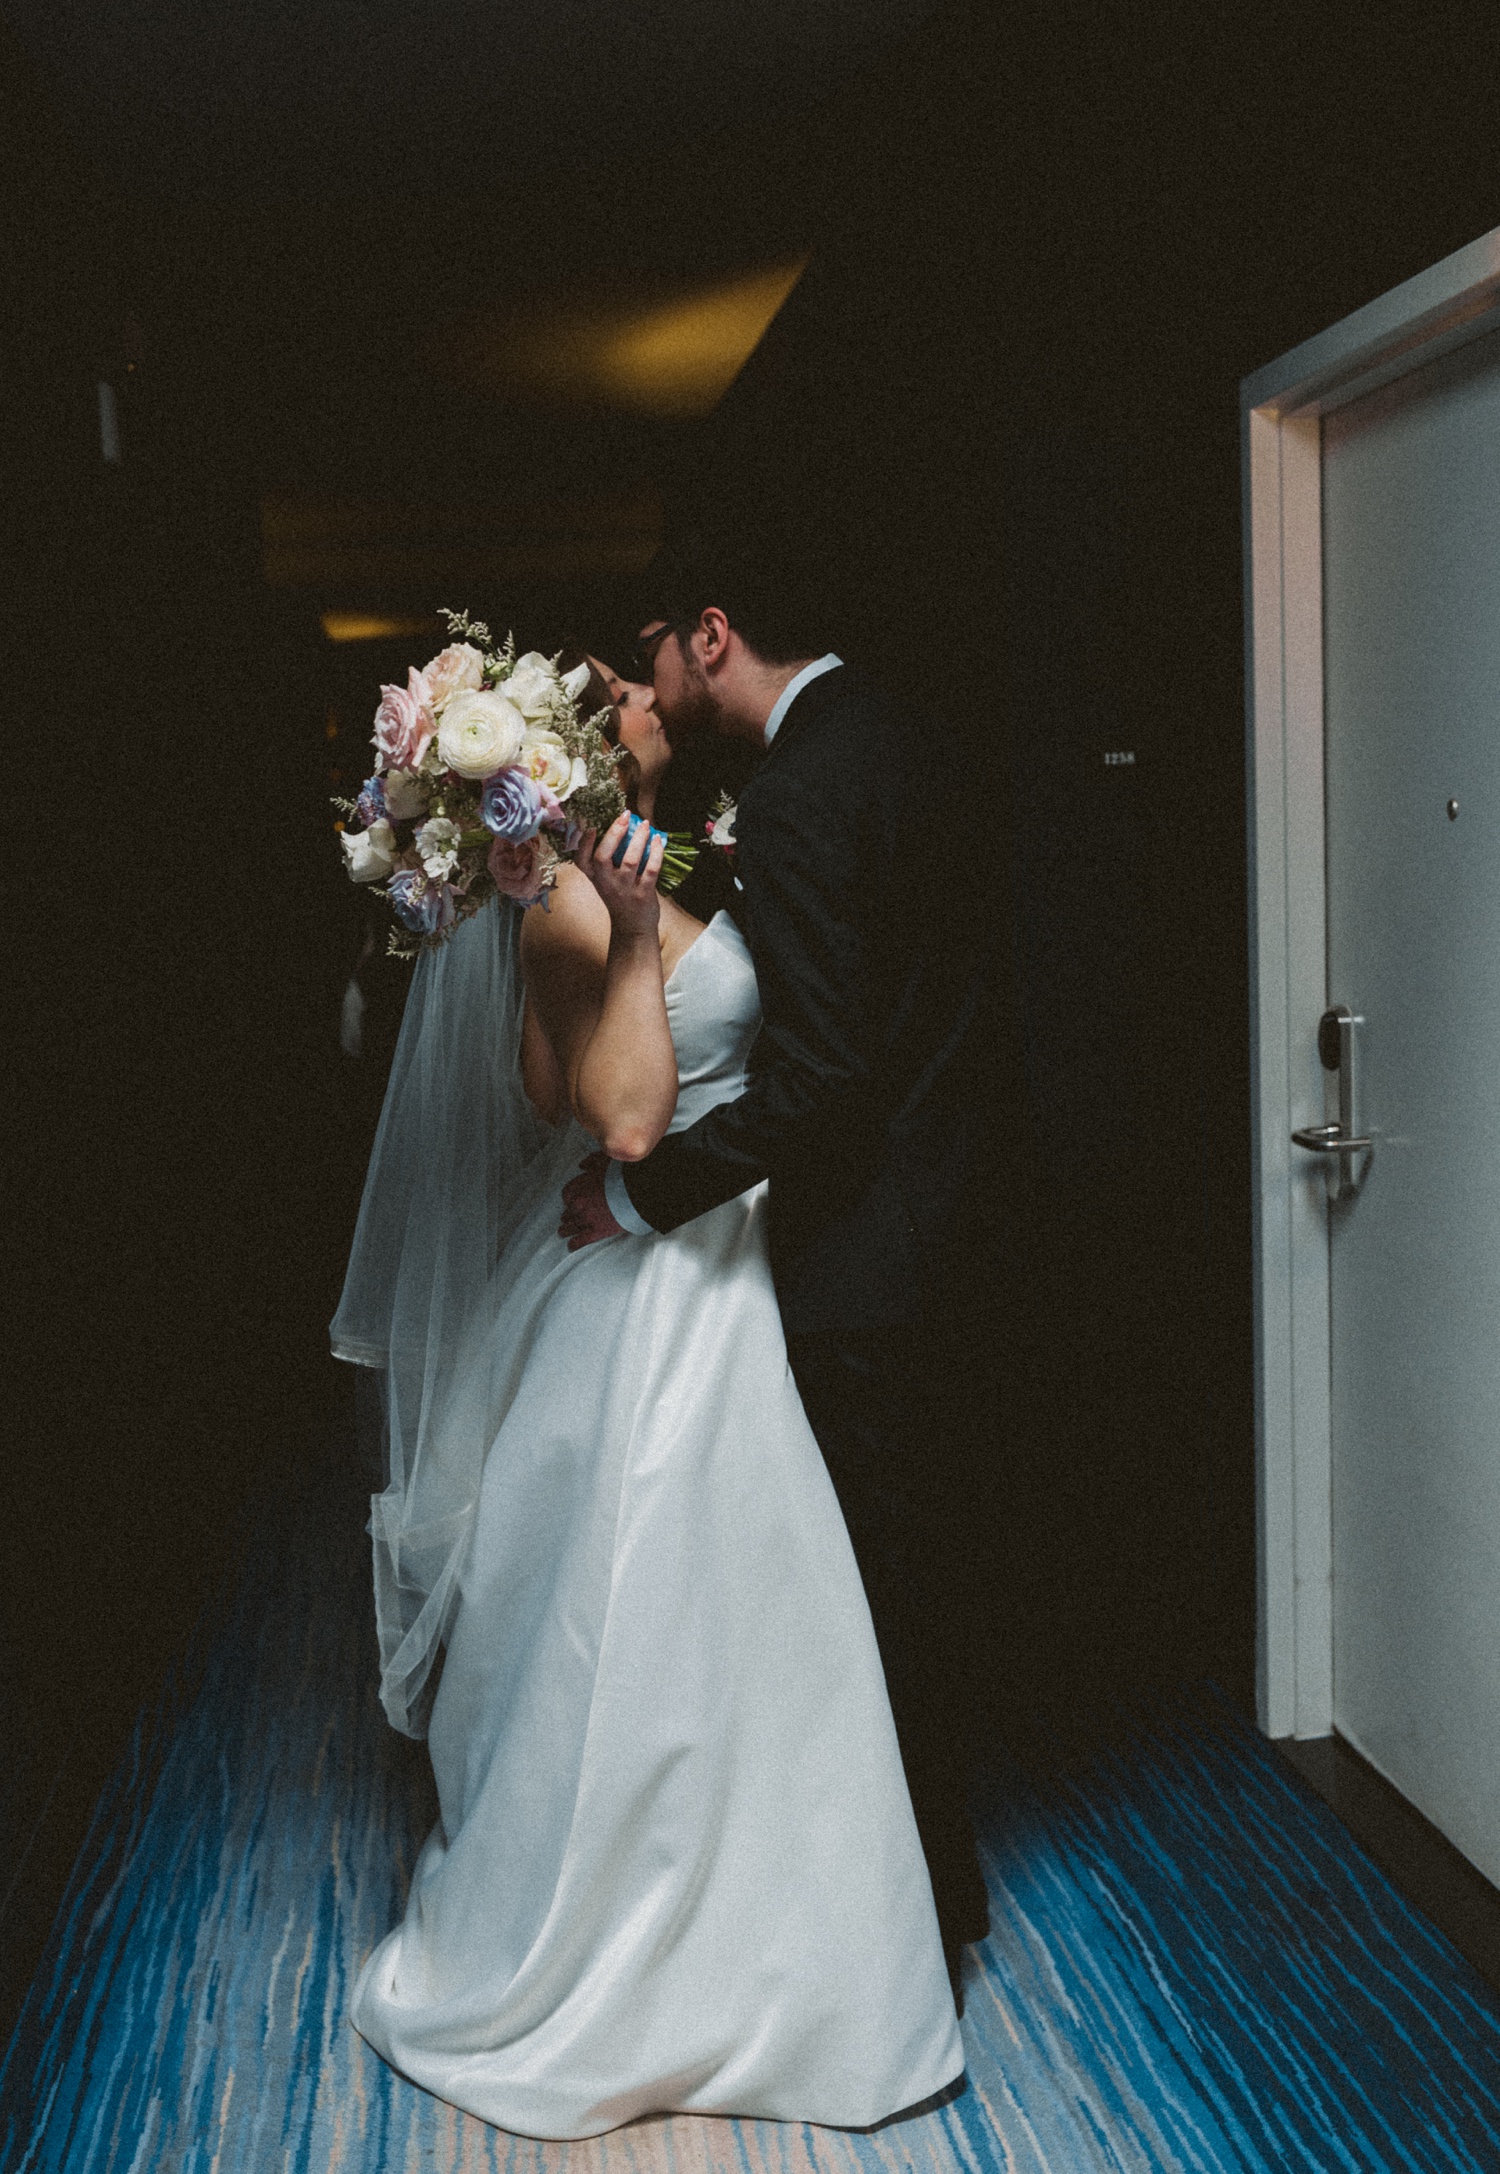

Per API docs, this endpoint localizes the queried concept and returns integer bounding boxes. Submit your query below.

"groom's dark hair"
[638,526,826,667]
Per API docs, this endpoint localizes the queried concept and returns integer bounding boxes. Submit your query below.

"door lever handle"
[1292,1123,1373,1153]
[1296,1006,1371,1200]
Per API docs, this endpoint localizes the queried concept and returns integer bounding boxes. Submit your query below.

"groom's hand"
[559,1149,625,1251]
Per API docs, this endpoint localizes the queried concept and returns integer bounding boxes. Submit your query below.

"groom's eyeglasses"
[632,621,682,677]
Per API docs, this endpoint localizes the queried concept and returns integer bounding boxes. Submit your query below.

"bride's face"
[589,658,671,789]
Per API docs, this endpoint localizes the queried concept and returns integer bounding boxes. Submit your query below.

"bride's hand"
[578,812,666,935]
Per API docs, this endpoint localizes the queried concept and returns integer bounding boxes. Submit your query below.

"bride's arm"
[519,998,569,1125]
[520,819,677,1162]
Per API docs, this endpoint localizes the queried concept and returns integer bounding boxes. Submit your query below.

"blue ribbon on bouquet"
[611,813,667,868]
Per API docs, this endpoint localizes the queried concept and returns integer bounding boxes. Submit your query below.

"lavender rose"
[388,868,456,935]
[353,775,387,829]
[481,767,545,841]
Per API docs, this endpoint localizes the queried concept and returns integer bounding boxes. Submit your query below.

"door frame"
[1244,226,1500,1741]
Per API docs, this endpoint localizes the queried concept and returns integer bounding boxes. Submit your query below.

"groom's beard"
[658,683,719,748]
[657,640,722,748]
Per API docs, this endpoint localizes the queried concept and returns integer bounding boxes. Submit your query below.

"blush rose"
[373,669,437,772]
[487,832,545,903]
[422,642,485,711]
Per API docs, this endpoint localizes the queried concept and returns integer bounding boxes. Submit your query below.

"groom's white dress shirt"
[603,655,843,1238]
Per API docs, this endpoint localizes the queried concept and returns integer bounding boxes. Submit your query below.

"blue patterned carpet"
[4,1455,1500,2174]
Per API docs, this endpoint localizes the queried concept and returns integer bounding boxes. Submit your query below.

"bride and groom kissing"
[335,531,1008,2137]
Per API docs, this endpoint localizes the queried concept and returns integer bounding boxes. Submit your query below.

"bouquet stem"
[659,833,698,893]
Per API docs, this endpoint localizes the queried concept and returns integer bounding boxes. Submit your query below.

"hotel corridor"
[4,1428,1498,2174]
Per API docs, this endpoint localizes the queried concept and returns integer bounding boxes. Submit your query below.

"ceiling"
[3,0,974,651]
[0,0,934,215]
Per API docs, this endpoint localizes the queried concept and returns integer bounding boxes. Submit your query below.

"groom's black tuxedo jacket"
[623,664,1023,1337]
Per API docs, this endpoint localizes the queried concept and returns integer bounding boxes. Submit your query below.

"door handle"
[1292,1122,1373,1153]
[1291,1005,1371,1199]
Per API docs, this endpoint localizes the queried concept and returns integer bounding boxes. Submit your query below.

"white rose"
[436,688,526,778]
[415,816,462,880]
[502,652,562,724]
[421,642,485,711]
[341,817,398,884]
[383,768,429,820]
[520,727,574,795]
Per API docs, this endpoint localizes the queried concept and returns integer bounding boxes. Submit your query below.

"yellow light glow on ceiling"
[428,259,809,417]
[593,260,808,415]
[320,611,445,644]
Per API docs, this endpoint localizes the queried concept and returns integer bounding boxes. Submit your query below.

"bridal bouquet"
[336,609,694,954]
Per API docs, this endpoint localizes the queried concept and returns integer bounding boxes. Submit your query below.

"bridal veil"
[331,899,554,1735]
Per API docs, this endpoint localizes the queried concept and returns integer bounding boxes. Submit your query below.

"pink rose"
[422,642,485,711]
[487,832,545,903]
[372,668,436,772]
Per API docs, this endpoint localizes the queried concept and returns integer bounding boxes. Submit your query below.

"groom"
[561,534,1018,1995]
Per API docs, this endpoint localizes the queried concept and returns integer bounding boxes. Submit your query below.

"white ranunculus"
[342,817,398,883]
[436,689,526,778]
[415,816,462,880]
[520,727,573,795]
[502,652,562,724]
[382,768,429,820]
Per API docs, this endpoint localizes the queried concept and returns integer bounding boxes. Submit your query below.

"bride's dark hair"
[555,647,643,805]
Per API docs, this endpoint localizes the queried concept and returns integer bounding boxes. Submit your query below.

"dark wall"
[683,0,1500,1709]
[2,26,358,2025]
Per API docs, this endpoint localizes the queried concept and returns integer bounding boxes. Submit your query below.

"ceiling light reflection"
[596,260,808,415]
[320,612,445,644]
[428,258,808,416]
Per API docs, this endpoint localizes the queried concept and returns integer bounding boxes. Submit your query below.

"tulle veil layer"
[331,899,559,1735]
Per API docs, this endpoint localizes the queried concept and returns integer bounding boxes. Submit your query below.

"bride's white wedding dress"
[348,909,963,2137]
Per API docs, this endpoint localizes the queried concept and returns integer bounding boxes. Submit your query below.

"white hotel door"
[1246,232,1500,1888]
[1321,333,1500,1883]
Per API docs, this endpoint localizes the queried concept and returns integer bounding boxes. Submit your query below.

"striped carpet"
[4,1457,1499,2174]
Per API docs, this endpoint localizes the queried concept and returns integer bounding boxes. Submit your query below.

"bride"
[331,658,963,2139]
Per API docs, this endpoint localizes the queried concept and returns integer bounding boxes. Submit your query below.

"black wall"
[2,23,355,2023]
[684,0,1500,1706]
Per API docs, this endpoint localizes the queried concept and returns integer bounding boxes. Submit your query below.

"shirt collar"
[763,654,843,746]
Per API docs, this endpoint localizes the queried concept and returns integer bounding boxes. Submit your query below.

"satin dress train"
[350,910,963,2136]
